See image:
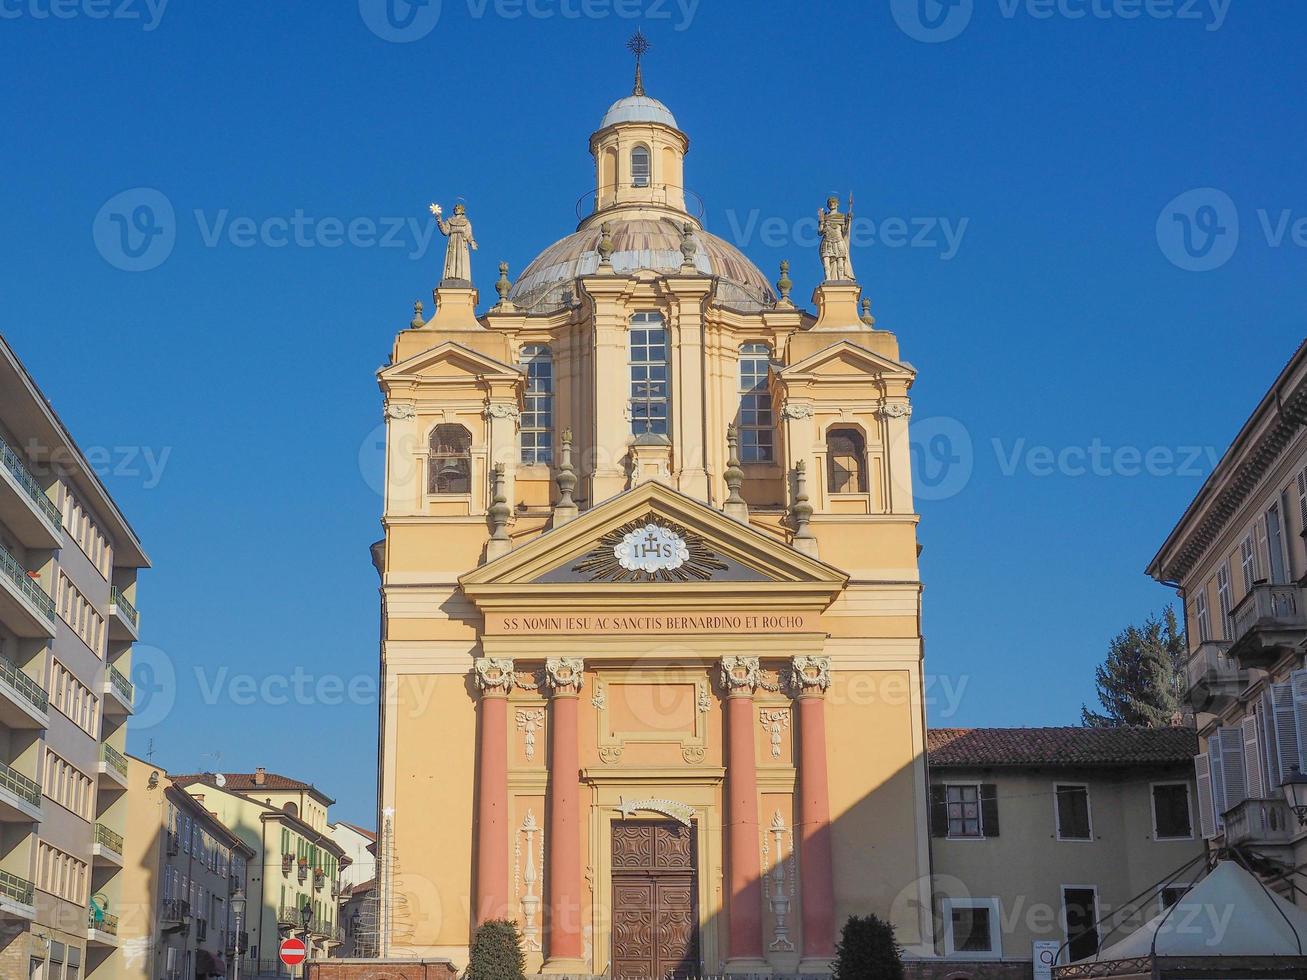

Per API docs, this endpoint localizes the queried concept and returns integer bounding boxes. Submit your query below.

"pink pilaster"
[721,656,769,974]
[474,658,513,925]
[543,658,587,973]
[793,656,835,968]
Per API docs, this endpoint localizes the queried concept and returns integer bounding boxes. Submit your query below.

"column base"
[797,957,834,974]
[723,957,774,975]
[540,956,591,975]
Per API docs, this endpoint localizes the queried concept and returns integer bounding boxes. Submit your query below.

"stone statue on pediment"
[818,195,855,282]
[430,201,477,284]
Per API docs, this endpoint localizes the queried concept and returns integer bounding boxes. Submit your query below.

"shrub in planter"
[466,918,526,980]
[832,913,905,980]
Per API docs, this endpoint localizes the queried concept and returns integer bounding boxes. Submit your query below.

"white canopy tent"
[1054,860,1307,980]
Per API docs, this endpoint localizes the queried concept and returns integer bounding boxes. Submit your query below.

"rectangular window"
[943,898,1001,956]
[518,344,553,464]
[737,343,773,462]
[1063,887,1100,962]
[1216,564,1233,638]
[1266,502,1288,583]
[1160,885,1189,909]
[1151,783,1193,839]
[946,784,982,838]
[629,312,669,436]
[1194,587,1211,643]
[1240,533,1259,594]
[1055,785,1092,841]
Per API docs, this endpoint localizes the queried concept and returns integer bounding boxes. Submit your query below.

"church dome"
[598,94,679,130]
[507,217,778,314]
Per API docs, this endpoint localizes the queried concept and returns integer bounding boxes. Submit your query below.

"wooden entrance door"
[611,821,699,980]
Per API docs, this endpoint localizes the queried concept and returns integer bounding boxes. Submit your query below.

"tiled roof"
[927,726,1197,768]
[173,771,335,804]
[338,822,377,842]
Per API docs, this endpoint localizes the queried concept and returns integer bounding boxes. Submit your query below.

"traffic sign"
[279,938,307,967]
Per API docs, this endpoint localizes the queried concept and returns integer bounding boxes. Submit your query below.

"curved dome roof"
[598,94,679,130]
[508,217,777,314]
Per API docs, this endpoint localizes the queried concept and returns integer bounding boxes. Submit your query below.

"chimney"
[254,767,267,786]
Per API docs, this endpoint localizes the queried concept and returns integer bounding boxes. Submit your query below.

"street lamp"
[300,900,314,944]
[231,889,245,980]
[1281,764,1307,826]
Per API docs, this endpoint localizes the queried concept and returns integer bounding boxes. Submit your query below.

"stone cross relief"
[514,810,543,951]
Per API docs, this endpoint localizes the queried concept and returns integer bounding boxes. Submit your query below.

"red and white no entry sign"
[279,938,307,967]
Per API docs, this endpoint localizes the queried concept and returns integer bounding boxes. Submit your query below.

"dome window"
[631,145,651,188]
[630,312,669,435]
[428,424,472,495]
[738,343,773,462]
[519,344,553,465]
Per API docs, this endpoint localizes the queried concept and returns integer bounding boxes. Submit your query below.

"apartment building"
[115,756,253,980]
[1148,340,1307,885]
[326,824,373,895]
[0,335,148,980]
[170,771,348,976]
[924,727,1205,979]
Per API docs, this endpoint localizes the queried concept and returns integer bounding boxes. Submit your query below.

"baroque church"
[374,50,930,977]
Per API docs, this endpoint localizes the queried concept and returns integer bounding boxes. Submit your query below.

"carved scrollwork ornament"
[474,657,515,694]
[790,655,831,693]
[545,657,584,695]
[385,402,416,421]
[879,401,912,420]
[781,402,813,421]
[485,403,521,421]
[719,655,760,694]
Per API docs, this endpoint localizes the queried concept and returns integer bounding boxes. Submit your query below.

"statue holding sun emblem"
[430,201,478,285]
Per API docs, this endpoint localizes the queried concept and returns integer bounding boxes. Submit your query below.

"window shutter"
[929,785,948,838]
[1271,681,1301,785]
[1263,688,1282,786]
[1207,741,1226,830]
[1217,726,1248,812]
[1242,715,1265,798]
[980,784,999,837]
[1293,670,1307,778]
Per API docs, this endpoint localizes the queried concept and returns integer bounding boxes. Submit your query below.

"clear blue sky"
[1,1,1302,825]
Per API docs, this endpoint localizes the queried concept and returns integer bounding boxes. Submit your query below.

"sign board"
[1034,940,1062,980]
[279,938,307,967]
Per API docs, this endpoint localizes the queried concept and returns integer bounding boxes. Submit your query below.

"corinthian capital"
[473,658,515,695]
[545,657,584,695]
[719,656,760,694]
[790,655,831,694]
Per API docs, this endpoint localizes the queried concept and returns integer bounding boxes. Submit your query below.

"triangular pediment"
[459,482,846,608]
[379,341,521,382]
[778,340,915,381]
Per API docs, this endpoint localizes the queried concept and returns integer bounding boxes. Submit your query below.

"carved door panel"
[612,821,699,980]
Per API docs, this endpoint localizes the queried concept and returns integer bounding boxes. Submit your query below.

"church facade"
[374,68,931,976]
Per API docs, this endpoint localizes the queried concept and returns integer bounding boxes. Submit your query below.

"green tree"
[465,919,525,980]
[1081,606,1187,727]
[832,913,905,980]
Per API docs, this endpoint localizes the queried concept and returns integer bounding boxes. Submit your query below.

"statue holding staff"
[818,194,855,282]
[430,201,478,284]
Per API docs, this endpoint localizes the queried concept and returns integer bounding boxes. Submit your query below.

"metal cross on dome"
[627,29,650,96]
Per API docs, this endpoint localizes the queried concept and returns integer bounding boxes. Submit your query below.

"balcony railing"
[109,586,139,629]
[95,823,125,855]
[0,870,34,906]
[0,760,41,807]
[0,657,48,714]
[1185,640,1241,709]
[1230,583,1307,664]
[1224,797,1294,847]
[0,545,55,623]
[89,909,119,935]
[277,905,303,927]
[160,898,190,927]
[106,664,133,706]
[101,743,128,778]
[0,437,60,527]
